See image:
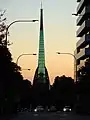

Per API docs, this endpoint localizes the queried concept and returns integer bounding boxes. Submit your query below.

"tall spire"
[38,2,45,75]
[33,4,50,86]
[40,2,43,31]
[41,1,42,9]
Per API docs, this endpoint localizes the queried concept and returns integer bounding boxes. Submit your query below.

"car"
[48,106,57,112]
[63,106,71,112]
[34,106,44,112]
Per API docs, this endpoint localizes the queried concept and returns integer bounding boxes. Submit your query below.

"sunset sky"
[0,0,77,84]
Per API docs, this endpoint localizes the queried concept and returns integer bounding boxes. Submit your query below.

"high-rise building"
[74,0,90,81]
[33,4,50,88]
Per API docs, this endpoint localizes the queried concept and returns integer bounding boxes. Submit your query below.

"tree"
[20,79,32,109]
[0,10,24,115]
[51,75,74,110]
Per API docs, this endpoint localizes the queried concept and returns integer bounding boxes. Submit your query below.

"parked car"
[63,106,71,112]
[48,106,57,112]
[34,106,44,112]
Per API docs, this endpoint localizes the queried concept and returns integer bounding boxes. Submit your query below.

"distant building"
[74,0,90,81]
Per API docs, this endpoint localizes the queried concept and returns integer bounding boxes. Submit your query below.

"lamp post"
[20,68,31,71]
[72,13,83,16]
[5,19,39,47]
[16,53,36,65]
[72,13,78,16]
[56,52,77,82]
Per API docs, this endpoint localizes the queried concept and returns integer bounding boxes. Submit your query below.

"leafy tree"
[51,75,74,110]
[20,79,32,109]
[0,10,24,115]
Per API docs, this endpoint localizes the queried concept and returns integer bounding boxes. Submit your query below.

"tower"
[33,4,50,88]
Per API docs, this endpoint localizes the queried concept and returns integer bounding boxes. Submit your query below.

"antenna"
[41,1,42,9]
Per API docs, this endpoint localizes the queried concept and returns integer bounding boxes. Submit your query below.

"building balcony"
[76,48,90,60]
[77,0,85,14]
[76,34,90,48]
[77,0,81,2]
[77,0,90,14]
[77,61,85,71]
[77,5,90,26]
[74,49,77,56]
[76,20,90,37]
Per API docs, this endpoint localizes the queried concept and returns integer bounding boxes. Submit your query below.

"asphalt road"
[11,111,90,120]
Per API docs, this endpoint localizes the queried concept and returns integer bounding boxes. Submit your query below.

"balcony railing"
[76,48,90,60]
[77,61,85,71]
[77,6,90,26]
[77,20,90,37]
[76,34,90,48]
[77,0,85,14]
[77,0,81,2]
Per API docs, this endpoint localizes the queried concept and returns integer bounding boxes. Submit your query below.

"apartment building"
[74,0,90,81]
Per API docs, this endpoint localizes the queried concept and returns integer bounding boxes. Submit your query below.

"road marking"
[33,113,39,116]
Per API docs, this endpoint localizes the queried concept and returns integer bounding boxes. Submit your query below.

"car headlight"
[63,108,66,112]
[34,109,37,112]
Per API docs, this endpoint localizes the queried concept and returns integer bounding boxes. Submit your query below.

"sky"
[0,0,77,84]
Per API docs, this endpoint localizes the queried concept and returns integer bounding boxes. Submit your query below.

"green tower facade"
[38,7,45,77]
[33,5,50,86]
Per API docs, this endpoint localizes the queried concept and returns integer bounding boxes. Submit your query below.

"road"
[11,111,90,120]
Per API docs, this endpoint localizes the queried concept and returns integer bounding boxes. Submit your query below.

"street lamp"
[56,52,77,82]
[72,13,78,16]
[20,68,31,71]
[6,19,39,47]
[16,53,37,65]
[72,13,83,16]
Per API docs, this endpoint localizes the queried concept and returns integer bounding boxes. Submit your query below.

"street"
[11,111,90,120]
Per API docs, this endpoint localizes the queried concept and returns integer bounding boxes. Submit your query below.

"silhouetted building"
[74,0,90,81]
[33,5,50,89]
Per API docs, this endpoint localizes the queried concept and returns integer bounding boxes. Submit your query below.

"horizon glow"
[0,0,76,84]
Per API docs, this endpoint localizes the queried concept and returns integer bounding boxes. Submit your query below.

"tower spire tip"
[41,1,42,9]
